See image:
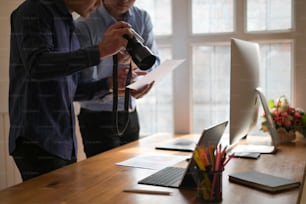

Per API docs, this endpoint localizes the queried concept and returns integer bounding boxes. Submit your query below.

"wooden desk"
[0,133,305,204]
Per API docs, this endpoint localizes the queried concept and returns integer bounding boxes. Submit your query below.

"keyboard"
[138,166,186,188]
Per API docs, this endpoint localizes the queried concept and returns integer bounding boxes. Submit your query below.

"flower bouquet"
[260,96,306,143]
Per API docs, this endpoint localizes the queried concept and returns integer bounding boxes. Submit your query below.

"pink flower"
[260,96,306,135]
[283,120,292,127]
[294,112,301,118]
[280,111,288,117]
[288,107,295,113]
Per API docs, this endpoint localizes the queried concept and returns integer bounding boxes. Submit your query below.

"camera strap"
[112,54,131,137]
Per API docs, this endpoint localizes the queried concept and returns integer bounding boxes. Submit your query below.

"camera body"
[123,30,156,70]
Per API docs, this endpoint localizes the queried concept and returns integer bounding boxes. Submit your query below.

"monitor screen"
[229,38,260,145]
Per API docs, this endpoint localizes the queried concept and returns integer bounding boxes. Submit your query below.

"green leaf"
[268,99,275,109]
[302,114,306,125]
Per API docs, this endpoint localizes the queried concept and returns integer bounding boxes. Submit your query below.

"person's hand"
[107,67,135,96]
[107,69,154,98]
[117,50,131,65]
[117,50,138,70]
[130,71,154,99]
[98,21,133,59]
[130,81,154,99]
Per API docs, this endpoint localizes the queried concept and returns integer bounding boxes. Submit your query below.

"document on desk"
[127,59,185,90]
[116,153,189,170]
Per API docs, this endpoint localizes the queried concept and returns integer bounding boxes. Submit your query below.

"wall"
[0,0,23,190]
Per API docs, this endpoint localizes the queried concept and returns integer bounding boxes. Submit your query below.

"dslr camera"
[123,29,157,70]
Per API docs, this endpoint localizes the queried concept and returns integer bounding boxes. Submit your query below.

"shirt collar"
[119,9,132,21]
[99,4,133,23]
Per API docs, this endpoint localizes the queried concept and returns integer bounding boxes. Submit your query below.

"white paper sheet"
[127,59,185,90]
[116,153,189,170]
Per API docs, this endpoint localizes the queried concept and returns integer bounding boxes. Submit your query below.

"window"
[136,0,303,136]
[137,47,173,135]
[135,1,173,135]
[191,41,292,134]
[192,0,234,34]
[135,0,172,35]
[192,43,230,133]
[247,0,293,32]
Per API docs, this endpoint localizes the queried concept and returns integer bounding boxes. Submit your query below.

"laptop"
[155,121,229,152]
[138,121,228,189]
[155,138,197,152]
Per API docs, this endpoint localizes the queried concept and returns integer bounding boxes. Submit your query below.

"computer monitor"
[229,38,279,152]
[229,38,260,145]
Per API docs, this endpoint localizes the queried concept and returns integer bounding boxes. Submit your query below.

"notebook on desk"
[138,121,228,188]
[229,171,300,193]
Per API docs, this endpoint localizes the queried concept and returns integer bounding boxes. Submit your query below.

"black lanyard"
[112,54,132,136]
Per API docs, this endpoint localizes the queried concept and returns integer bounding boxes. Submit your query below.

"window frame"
[141,0,306,134]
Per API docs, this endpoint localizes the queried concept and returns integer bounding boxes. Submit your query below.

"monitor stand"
[255,87,280,147]
[228,88,280,154]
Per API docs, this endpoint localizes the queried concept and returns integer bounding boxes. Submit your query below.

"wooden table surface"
[0,133,305,204]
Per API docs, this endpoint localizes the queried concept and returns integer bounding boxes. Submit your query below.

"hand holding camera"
[98,21,156,71]
[98,21,133,59]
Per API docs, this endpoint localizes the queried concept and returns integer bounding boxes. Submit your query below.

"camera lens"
[123,34,156,70]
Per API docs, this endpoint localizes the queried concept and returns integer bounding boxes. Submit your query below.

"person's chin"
[115,4,129,11]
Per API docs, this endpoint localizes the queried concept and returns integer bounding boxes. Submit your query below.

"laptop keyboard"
[138,166,186,187]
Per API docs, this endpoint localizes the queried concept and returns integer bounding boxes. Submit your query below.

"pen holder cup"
[197,170,223,203]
